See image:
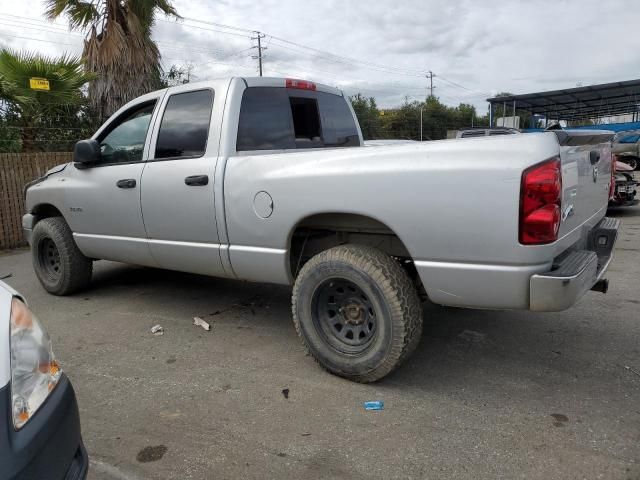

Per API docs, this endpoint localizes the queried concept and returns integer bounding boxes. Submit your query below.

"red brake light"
[286,79,316,91]
[519,157,562,244]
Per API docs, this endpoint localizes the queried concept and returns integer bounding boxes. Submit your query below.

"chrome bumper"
[530,217,619,312]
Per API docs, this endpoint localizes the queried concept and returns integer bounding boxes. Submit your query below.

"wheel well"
[31,204,63,220]
[289,213,419,284]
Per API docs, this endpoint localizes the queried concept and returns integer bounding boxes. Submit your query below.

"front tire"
[292,245,423,383]
[32,217,93,295]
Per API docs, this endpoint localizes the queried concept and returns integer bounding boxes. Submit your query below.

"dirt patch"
[136,445,167,463]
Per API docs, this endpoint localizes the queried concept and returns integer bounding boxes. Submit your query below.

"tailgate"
[555,130,614,238]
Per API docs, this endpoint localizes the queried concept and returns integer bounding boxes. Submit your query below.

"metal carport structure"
[487,79,640,126]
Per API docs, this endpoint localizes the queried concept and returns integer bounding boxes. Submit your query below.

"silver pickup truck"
[23,77,619,382]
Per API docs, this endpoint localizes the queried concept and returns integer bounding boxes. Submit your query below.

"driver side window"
[99,101,156,164]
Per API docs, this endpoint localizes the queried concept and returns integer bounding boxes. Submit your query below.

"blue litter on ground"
[364,401,384,411]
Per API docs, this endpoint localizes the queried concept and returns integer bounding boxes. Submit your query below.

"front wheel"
[32,217,93,295]
[292,245,423,383]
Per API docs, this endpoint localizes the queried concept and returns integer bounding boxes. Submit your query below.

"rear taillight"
[286,78,316,91]
[519,157,562,244]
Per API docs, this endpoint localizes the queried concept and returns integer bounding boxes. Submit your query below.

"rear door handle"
[185,175,209,186]
[116,179,136,189]
[590,150,601,165]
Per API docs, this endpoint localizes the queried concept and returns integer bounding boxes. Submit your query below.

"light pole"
[407,95,425,141]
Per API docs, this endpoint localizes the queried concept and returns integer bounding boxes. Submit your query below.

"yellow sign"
[29,78,50,91]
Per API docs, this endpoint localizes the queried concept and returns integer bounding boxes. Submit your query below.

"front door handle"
[116,178,136,189]
[185,175,209,186]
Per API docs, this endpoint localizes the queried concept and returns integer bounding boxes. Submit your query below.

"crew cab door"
[140,83,228,277]
[67,94,162,266]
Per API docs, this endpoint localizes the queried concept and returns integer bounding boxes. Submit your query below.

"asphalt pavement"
[1,205,639,480]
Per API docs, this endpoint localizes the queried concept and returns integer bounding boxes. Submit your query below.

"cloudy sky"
[1,0,639,111]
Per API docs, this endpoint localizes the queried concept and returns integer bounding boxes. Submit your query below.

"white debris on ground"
[193,317,211,331]
[150,324,164,336]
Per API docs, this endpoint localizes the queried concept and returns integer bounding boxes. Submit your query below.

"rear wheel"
[292,245,423,383]
[32,217,92,295]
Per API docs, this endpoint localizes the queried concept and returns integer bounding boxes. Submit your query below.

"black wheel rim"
[311,278,377,354]
[37,237,61,282]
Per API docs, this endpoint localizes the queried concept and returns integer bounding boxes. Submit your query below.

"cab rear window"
[236,87,360,151]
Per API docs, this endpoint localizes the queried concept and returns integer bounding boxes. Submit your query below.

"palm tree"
[0,49,95,151]
[45,0,180,119]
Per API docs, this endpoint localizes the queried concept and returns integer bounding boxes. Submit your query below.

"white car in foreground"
[0,281,87,480]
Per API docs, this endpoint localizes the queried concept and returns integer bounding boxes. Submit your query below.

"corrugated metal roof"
[487,79,640,121]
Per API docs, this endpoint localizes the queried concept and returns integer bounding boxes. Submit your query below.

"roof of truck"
[161,77,343,96]
[240,77,343,95]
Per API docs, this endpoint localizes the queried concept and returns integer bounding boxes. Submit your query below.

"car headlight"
[9,298,61,429]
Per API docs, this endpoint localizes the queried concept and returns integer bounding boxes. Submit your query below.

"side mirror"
[73,139,101,167]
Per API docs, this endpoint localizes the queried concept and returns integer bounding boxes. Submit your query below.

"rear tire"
[32,217,92,295]
[292,244,423,383]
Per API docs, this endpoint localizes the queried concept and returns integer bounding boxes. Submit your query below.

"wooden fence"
[0,152,73,250]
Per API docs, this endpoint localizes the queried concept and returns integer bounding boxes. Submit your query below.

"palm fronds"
[0,48,96,151]
[45,0,180,118]
[0,49,95,109]
[44,0,100,30]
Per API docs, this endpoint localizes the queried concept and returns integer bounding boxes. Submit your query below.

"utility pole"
[251,31,266,76]
[427,70,436,98]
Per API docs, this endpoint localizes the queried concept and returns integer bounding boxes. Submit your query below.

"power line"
[156,16,432,79]
[0,32,79,47]
[0,13,483,94]
[0,13,72,30]
[437,75,491,96]
[176,17,254,34]
[155,18,251,39]
[0,14,489,108]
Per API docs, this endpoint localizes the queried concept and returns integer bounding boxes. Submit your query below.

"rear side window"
[236,87,295,151]
[316,92,360,147]
[236,87,361,151]
[155,89,214,159]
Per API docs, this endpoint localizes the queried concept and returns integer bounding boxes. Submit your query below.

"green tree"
[0,49,95,152]
[160,63,194,88]
[350,94,380,139]
[45,0,180,120]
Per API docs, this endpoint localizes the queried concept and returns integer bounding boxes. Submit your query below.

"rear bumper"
[0,375,88,480]
[530,217,619,311]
